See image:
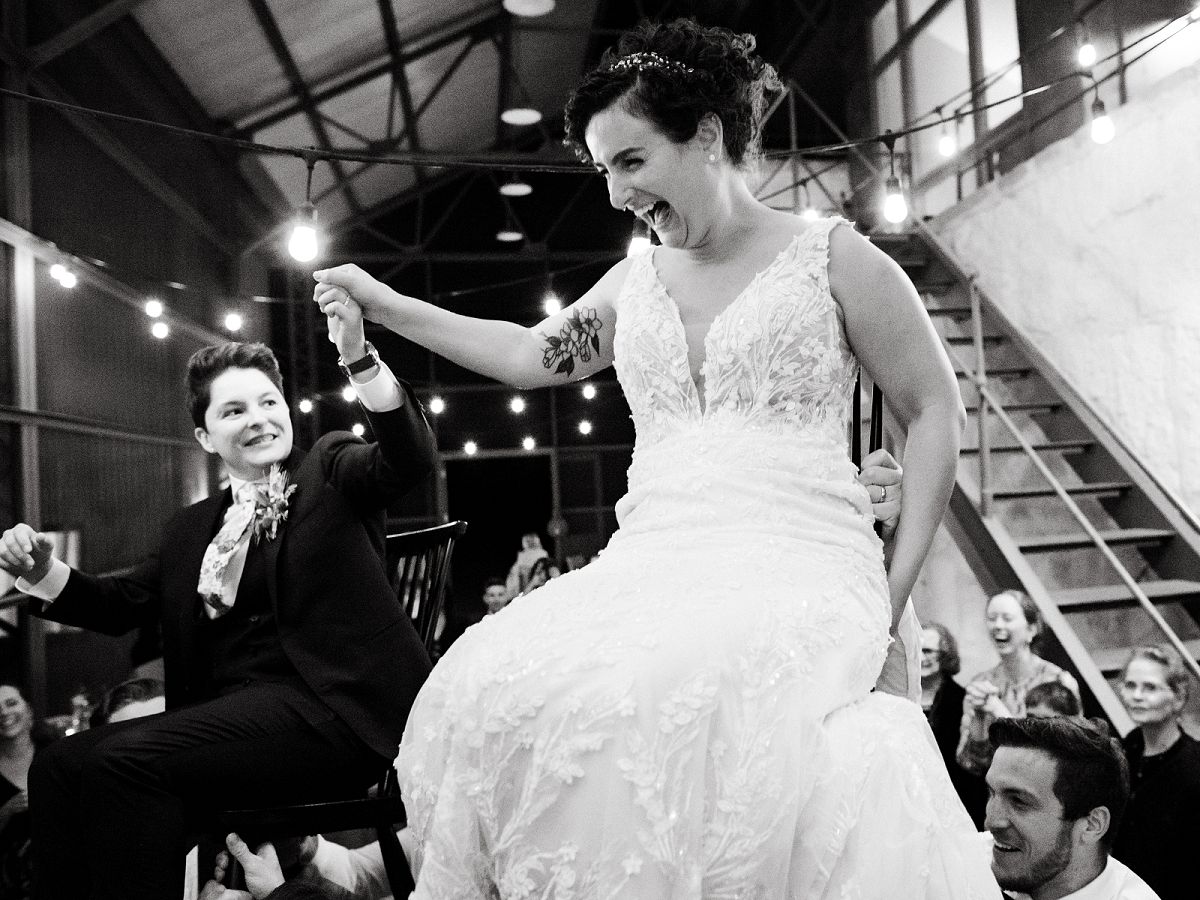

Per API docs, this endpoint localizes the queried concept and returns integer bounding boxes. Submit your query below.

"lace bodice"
[613,217,858,450]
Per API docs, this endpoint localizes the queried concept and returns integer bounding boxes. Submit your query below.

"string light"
[298,398,314,414]
[799,181,819,221]
[1078,41,1097,67]
[463,440,478,455]
[581,383,596,400]
[144,299,163,318]
[936,107,957,157]
[150,321,169,339]
[428,396,445,414]
[510,395,526,413]
[49,263,66,281]
[577,420,593,436]
[49,263,77,288]
[522,436,537,451]
[543,292,561,316]
[287,154,321,263]
[1090,94,1115,144]
[880,132,909,224]
[341,385,356,402]
[351,423,365,437]
[224,312,243,331]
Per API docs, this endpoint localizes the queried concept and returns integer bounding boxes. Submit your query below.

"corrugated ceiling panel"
[318,73,396,147]
[340,162,418,214]
[411,39,498,152]
[267,0,387,87]
[133,0,286,121]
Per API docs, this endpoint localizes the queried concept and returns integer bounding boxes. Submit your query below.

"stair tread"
[946,335,1005,345]
[964,401,1063,413]
[927,306,972,316]
[1095,638,1200,673]
[1017,528,1176,551]
[961,440,1093,454]
[1056,580,1200,609]
[956,365,1033,377]
[991,481,1132,499]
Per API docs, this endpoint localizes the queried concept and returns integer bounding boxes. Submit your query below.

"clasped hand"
[0,523,55,584]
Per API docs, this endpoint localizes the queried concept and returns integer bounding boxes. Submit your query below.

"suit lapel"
[263,446,306,612]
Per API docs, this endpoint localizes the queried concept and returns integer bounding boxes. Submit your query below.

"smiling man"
[0,297,436,900]
[986,716,1160,900]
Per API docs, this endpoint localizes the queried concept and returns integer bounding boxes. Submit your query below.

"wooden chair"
[219,520,468,896]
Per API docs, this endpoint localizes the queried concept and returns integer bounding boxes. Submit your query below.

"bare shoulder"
[827,223,902,312]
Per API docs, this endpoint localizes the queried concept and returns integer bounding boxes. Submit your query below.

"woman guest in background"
[315,17,994,898]
[956,589,1079,777]
[0,684,37,899]
[1112,644,1200,900]
[920,623,987,827]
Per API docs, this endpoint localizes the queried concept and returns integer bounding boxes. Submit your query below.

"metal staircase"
[871,229,1200,734]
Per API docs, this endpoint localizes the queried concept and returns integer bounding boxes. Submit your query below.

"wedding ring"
[879,485,887,503]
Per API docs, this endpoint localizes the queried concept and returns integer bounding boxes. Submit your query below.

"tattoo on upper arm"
[539,306,604,377]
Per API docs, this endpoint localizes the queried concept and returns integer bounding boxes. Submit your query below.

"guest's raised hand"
[965,680,1000,714]
[857,449,903,542]
[223,832,286,899]
[0,523,55,583]
[313,264,386,322]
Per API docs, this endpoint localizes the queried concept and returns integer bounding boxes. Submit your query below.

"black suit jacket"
[34,387,437,759]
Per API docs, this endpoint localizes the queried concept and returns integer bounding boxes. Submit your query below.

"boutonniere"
[251,463,297,543]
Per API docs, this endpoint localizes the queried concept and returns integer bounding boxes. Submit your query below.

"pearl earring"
[708,153,717,163]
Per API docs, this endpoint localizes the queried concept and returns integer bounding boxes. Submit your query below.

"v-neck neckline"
[648,230,804,413]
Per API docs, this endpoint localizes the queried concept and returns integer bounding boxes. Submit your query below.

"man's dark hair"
[990,716,1129,850]
[91,677,166,727]
[482,576,506,592]
[187,342,284,428]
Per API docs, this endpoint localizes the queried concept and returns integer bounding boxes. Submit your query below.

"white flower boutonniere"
[251,463,297,543]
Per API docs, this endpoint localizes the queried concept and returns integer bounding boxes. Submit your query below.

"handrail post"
[970,278,992,517]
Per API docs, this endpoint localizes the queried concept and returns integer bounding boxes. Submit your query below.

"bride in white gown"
[314,18,997,899]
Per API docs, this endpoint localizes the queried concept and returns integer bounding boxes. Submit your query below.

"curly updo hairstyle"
[564,18,782,169]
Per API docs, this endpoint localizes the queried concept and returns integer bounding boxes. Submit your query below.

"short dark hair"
[564,18,782,168]
[924,622,961,677]
[91,677,165,727]
[187,342,284,428]
[482,576,506,592]
[1024,680,1082,717]
[989,716,1129,850]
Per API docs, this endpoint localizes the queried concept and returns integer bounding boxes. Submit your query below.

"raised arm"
[313,258,632,389]
[829,224,966,627]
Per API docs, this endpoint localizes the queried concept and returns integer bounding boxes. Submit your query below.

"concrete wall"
[933,62,1200,522]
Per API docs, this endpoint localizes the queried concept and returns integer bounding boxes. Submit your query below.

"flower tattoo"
[540,306,603,377]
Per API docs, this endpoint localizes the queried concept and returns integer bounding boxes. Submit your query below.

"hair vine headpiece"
[609,51,695,76]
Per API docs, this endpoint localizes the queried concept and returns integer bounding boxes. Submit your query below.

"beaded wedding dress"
[397,218,998,899]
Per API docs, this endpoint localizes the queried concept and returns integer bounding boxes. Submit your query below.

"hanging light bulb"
[799,181,819,221]
[510,396,526,414]
[522,436,537,451]
[351,423,366,437]
[341,385,357,402]
[543,292,561,316]
[224,312,244,332]
[49,263,66,281]
[150,321,169,339]
[499,174,532,197]
[937,109,957,157]
[428,396,446,414]
[496,227,524,242]
[288,154,321,262]
[1090,95,1115,144]
[883,176,909,223]
[1077,41,1097,67]
[288,203,320,262]
[298,398,314,414]
[577,419,593,436]
[463,440,479,456]
[58,270,78,288]
[581,383,597,400]
[145,299,164,318]
[880,132,908,224]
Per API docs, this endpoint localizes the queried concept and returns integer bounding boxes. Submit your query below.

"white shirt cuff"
[310,835,358,893]
[350,359,404,412]
[16,557,70,601]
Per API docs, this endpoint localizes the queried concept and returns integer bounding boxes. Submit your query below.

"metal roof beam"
[26,0,152,68]
[233,8,498,137]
